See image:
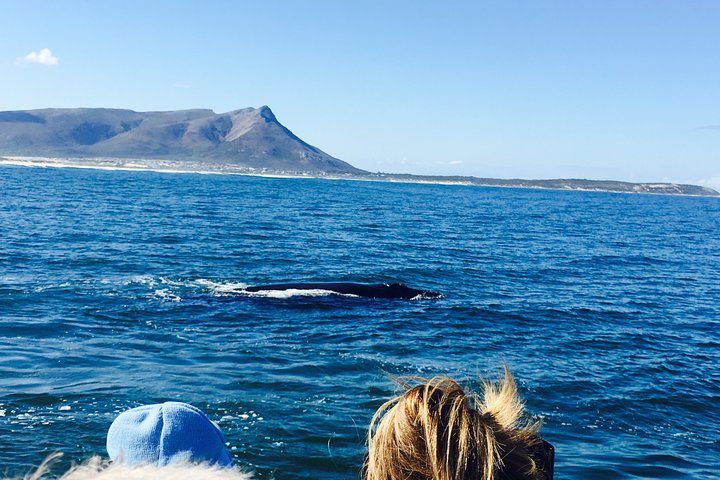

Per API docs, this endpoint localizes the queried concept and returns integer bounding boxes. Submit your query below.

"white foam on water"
[411,292,445,300]
[125,274,157,287]
[195,279,249,293]
[31,282,73,293]
[244,288,357,299]
[156,276,192,287]
[153,289,181,302]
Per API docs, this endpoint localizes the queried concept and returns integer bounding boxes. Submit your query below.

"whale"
[243,282,443,299]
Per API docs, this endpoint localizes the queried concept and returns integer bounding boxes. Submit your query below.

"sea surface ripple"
[1,165,719,479]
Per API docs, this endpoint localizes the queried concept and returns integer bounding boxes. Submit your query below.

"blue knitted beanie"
[106,402,233,467]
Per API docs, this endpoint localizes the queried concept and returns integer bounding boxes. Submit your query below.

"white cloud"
[19,48,59,66]
[448,160,463,165]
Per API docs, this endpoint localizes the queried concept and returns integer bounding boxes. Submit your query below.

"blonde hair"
[19,453,253,480]
[365,367,543,480]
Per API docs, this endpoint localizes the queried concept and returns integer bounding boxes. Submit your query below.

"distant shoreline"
[1,155,718,197]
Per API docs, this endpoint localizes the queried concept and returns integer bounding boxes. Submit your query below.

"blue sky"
[2,1,719,189]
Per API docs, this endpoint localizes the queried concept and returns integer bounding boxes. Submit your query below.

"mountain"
[0,106,365,174]
[1,106,717,196]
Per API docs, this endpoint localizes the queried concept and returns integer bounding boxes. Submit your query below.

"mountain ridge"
[0,106,364,174]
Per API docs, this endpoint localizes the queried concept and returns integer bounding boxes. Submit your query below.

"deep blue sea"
[1,164,719,479]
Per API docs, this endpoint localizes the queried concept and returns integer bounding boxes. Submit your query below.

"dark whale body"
[244,282,442,299]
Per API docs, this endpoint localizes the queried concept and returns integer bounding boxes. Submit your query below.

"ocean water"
[1,164,719,479]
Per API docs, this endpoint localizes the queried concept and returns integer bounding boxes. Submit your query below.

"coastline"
[1,155,718,197]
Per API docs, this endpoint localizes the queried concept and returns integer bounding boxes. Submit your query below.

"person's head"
[364,367,551,480]
[20,454,253,480]
[106,402,233,468]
